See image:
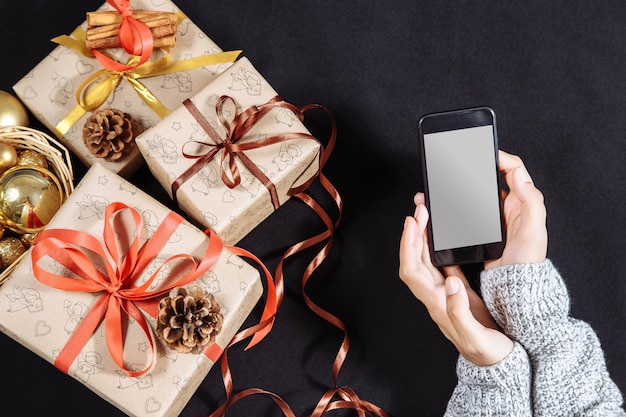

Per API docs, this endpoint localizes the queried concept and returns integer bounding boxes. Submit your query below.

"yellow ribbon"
[50,11,242,137]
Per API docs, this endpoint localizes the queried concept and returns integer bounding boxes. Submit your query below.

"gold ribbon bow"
[50,14,241,138]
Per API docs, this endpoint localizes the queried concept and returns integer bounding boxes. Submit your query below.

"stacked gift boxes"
[2,0,329,415]
[0,162,264,417]
[12,0,238,178]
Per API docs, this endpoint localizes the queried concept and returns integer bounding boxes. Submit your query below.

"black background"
[1,1,625,416]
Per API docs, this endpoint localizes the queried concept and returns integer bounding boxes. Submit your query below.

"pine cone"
[156,287,223,354]
[82,108,138,161]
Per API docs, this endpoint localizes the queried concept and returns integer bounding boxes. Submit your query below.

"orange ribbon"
[173,96,321,210]
[31,201,225,377]
[90,0,154,71]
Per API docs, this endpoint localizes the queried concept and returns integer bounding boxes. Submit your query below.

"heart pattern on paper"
[145,397,161,413]
[76,61,94,75]
[22,86,37,100]
[35,320,52,336]
[222,190,235,203]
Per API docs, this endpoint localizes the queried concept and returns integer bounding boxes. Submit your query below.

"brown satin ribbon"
[174,96,320,210]
[204,102,389,417]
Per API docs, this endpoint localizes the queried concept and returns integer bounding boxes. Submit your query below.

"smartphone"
[417,106,505,267]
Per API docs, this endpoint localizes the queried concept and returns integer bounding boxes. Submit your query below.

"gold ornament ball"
[0,143,18,173]
[0,236,26,269]
[0,166,64,233]
[0,90,29,128]
[17,149,48,169]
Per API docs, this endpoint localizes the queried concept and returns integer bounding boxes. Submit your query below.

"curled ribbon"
[202,103,388,416]
[31,202,225,377]
[173,96,320,210]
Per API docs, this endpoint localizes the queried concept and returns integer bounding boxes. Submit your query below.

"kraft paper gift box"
[135,57,322,245]
[12,0,239,178]
[0,162,264,417]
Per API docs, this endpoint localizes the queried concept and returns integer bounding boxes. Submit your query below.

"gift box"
[135,57,322,245]
[12,0,240,178]
[0,162,264,417]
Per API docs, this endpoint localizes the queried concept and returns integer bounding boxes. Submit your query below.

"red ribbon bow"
[91,0,155,71]
[172,95,321,210]
[31,202,224,377]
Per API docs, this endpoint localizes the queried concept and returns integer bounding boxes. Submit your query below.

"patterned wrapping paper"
[0,162,263,417]
[12,0,237,178]
[136,57,321,245]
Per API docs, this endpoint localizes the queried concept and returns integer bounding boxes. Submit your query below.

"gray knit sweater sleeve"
[480,260,626,416]
[444,342,532,416]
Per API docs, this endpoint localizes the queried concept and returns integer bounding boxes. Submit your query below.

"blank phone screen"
[423,125,502,251]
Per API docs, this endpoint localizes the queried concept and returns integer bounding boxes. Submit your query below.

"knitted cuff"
[479,260,570,343]
[446,342,532,416]
[456,341,530,385]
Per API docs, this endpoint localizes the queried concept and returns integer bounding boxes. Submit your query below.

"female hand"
[399,195,514,366]
[485,150,547,269]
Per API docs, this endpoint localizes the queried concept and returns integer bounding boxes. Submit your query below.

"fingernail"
[445,277,459,295]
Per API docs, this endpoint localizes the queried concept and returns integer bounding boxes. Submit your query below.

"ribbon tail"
[107,297,157,378]
[51,33,94,58]
[126,77,171,118]
[224,245,277,349]
[54,294,110,374]
[55,105,86,137]
[163,50,243,73]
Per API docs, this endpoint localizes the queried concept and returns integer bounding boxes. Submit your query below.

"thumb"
[509,166,545,210]
[445,276,482,338]
[509,165,534,198]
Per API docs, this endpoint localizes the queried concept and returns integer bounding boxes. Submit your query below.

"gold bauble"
[0,90,29,128]
[0,142,18,173]
[0,236,26,269]
[16,149,48,169]
[0,166,64,234]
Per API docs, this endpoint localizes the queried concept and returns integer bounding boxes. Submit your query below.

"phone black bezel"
[417,106,506,267]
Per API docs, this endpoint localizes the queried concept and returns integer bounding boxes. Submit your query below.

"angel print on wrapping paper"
[143,134,178,164]
[191,165,220,195]
[196,270,221,293]
[116,365,154,390]
[229,66,261,96]
[5,286,43,313]
[272,142,303,172]
[74,350,103,383]
[139,209,183,244]
[64,299,89,334]
[77,194,110,220]
[161,71,193,94]
[48,72,74,106]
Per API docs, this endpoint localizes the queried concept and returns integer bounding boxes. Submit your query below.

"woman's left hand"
[398,193,514,366]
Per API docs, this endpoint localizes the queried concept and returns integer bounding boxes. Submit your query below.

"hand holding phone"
[417,106,505,267]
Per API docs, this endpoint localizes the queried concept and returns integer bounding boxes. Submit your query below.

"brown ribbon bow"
[173,95,321,210]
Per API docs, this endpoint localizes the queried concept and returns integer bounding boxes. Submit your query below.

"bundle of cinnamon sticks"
[85,10,178,50]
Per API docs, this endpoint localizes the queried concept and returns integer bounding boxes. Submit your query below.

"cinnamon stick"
[86,10,177,27]
[84,10,178,50]
[86,17,176,41]
[85,34,177,50]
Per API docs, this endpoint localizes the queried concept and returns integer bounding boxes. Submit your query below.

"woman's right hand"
[485,150,548,270]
